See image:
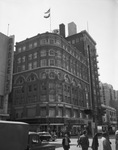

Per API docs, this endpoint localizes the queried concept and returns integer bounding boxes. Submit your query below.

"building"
[11,23,100,136]
[66,30,101,126]
[68,22,77,36]
[101,104,117,133]
[100,82,115,106]
[0,32,14,119]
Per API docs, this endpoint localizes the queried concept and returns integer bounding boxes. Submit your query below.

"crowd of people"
[62,129,118,150]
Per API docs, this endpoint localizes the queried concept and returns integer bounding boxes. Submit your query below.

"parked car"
[38,132,52,142]
[50,132,57,141]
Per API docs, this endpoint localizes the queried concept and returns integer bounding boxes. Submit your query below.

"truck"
[0,120,55,150]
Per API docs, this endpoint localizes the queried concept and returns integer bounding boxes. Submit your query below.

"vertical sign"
[4,35,14,94]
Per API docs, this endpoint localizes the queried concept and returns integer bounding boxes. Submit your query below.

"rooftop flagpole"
[7,24,9,36]
[87,21,89,33]
[44,8,51,32]
[49,8,51,32]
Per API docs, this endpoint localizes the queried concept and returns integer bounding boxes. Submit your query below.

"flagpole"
[50,8,51,32]
[7,24,9,36]
[44,8,51,32]
[87,21,89,33]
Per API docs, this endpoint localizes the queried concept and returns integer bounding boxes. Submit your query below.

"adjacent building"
[10,23,100,136]
[0,32,14,119]
[100,82,115,106]
[101,104,117,133]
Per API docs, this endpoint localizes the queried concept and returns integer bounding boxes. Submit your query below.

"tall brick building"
[10,23,100,135]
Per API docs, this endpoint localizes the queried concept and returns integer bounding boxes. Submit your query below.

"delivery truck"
[0,120,55,150]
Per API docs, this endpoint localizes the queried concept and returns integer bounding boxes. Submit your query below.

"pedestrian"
[78,130,89,150]
[77,130,81,147]
[101,132,112,150]
[91,133,99,150]
[115,130,118,150]
[62,133,71,150]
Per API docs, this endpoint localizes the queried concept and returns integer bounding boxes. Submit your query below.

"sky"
[0,0,118,90]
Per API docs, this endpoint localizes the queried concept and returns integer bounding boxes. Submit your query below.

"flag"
[45,9,50,14]
[44,8,50,18]
[44,13,50,18]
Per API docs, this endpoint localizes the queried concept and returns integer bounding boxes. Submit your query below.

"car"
[50,132,57,141]
[28,132,55,150]
[37,132,52,142]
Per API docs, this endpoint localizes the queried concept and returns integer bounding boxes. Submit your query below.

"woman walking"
[91,133,99,150]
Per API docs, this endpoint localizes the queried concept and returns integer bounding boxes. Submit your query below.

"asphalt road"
[48,137,115,150]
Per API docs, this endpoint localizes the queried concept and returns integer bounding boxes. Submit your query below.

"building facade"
[101,104,117,133]
[0,32,14,119]
[66,30,101,125]
[100,82,115,106]
[11,28,100,135]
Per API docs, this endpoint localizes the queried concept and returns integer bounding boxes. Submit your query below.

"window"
[56,51,61,58]
[40,50,46,57]
[49,72,55,79]
[49,59,55,66]
[40,107,46,116]
[49,39,54,44]
[40,39,47,45]
[49,83,55,89]
[22,65,25,71]
[63,53,66,61]
[66,108,70,117]
[49,108,55,117]
[33,84,37,91]
[40,59,47,67]
[28,85,32,92]
[41,72,46,79]
[28,63,32,70]
[28,54,32,60]
[33,52,37,59]
[72,39,75,44]
[34,42,37,47]
[18,47,21,53]
[40,95,46,102]
[58,108,62,117]
[17,57,21,63]
[41,83,47,91]
[49,49,55,56]
[33,61,37,68]
[0,96,3,108]
[57,60,61,67]
[76,38,79,43]
[22,56,25,62]
[74,110,78,118]
[55,39,61,46]
[29,44,32,49]
[22,46,26,51]
[57,95,62,102]
[49,94,55,102]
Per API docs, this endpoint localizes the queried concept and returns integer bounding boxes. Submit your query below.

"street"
[48,137,115,150]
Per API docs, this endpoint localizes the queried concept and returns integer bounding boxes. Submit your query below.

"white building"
[68,22,77,36]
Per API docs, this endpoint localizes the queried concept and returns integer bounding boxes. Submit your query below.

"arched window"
[15,76,25,85]
[40,72,47,79]
[27,73,38,82]
[49,71,55,79]
[49,49,55,56]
